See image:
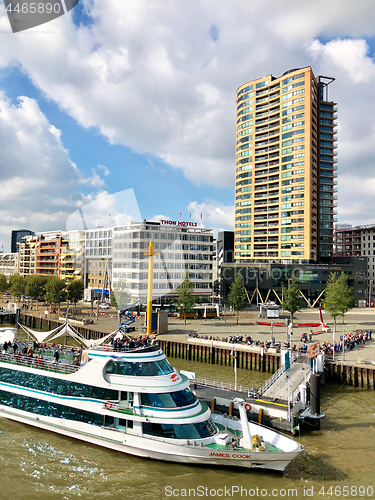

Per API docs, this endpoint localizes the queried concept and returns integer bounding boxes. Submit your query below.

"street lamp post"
[369,280,373,308]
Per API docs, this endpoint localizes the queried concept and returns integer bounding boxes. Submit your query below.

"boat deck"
[0,352,80,375]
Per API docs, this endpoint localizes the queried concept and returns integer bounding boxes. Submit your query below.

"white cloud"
[187,200,234,237]
[0,93,105,246]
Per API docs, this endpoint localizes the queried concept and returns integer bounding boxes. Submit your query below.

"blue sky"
[0,0,375,248]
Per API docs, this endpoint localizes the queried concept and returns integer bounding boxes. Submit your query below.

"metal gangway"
[261,355,312,403]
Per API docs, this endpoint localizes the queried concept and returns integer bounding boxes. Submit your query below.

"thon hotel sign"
[160,219,198,228]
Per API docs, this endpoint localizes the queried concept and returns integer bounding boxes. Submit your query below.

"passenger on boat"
[54,350,60,363]
[12,341,18,354]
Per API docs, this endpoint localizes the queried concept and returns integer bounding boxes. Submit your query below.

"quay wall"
[158,339,281,373]
[158,339,375,391]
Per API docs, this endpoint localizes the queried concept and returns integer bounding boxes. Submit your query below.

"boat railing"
[195,376,246,393]
[0,352,80,374]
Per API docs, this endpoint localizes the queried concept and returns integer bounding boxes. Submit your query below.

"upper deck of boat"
[0,344,160,376]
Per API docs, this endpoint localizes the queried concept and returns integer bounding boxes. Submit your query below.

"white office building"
[111,221,213,302]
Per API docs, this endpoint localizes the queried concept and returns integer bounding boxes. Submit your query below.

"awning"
[73,270,81,274]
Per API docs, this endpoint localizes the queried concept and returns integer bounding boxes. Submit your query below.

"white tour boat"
[0,344,303,471]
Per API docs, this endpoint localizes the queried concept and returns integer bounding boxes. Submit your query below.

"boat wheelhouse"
[0,344,303,471]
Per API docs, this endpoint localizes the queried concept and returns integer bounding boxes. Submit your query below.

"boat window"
[0,389,106,427]
[0,366,118,401]
[140,388,197,408]
[106,359,174,377]
[157,393,176,408]
[142,419,218,440]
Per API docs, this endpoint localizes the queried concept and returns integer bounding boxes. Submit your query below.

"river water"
[0,330,374,499]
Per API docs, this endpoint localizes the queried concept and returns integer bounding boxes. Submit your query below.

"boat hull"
[0,406,302,471]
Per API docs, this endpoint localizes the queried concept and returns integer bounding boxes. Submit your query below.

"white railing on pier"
[258,353,298,396]
[195,376,246,394]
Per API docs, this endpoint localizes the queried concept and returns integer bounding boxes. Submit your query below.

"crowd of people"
[1,339,82,367]
[112,334,156,351]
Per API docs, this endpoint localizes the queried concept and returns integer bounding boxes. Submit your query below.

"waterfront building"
[112,220,213,302]
[0,253,19,278]
[18,231,84,283]
[84,228,112,300]
[18,235,37,276]
[10,229,34,253]
[334,224,375,303]
[235,66,337,263]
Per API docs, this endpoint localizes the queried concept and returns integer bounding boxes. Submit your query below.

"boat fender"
[245,403,251,412]
[104,401,113,409]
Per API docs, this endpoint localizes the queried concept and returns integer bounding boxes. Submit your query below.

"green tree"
[0,274,8,302]
[112,278,131,311]
[67,279,84,312]
[110,293,118,309]
[228,274,247,325]
[177,272,195,325]
[8,273,25,300]
[325,272,355,327]
[45,276,67,315]
[281,277,304,326]
[25,275,48,310]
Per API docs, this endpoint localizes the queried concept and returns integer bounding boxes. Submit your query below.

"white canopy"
[0,328,16,344]
[18,321,93,348]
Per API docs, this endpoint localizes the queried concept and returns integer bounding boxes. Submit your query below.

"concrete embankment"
[158,338,375,390]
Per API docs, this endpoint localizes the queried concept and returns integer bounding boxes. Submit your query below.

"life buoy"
[104,401,113,409]
[103,344,110,351]
[245,403,251,412]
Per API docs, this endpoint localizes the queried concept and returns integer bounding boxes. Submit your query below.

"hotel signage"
[160,219,198,227]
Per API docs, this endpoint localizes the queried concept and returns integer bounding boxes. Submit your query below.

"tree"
[228,274,247,325]
[110,293,118,309]
[112,278,131,311]
[8,273,25,300]
[0,274,8,302]
[67,279,84,312]
[25,275,48,310]
[45,276,67,315]
[325,272,355,327]
[281,277,304,326]
[177,272,195,325]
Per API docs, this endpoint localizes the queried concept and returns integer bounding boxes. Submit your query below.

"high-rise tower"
[234,66,337,263]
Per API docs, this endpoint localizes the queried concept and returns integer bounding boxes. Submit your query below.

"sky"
[0,0,375,249]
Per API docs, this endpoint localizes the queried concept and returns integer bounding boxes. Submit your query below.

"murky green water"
[0,326,374,499]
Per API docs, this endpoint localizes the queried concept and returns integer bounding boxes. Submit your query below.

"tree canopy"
[25,275,48,308]
[177,272,195,324]
[281,277,304,325]
[0,274,8,298]
[8,273,25,298]
[67,279,84,308]
[324,272,354,326]
[45,276,67,313]
[228,274,247,325]
[112,278,131,311]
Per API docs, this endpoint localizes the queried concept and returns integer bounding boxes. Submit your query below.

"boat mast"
[145,241,155,335]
